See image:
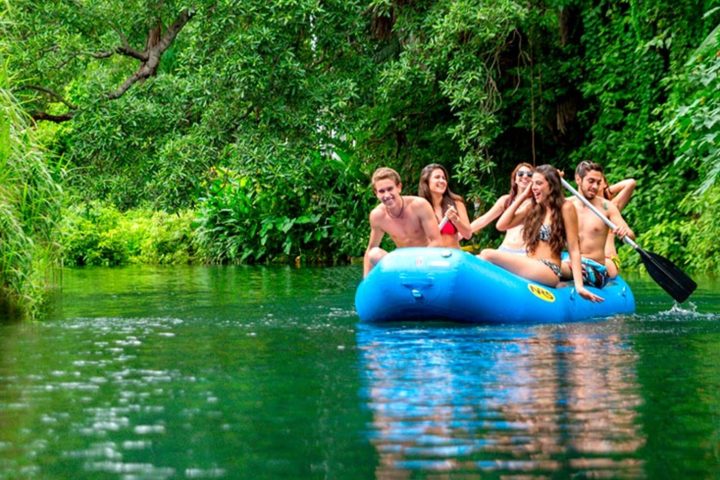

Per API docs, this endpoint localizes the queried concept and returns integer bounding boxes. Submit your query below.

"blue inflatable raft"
[355,247,635,323]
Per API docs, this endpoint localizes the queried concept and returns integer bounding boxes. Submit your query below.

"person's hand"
[518,182,533,200]
[578,286,604,303]
[613,225,630,239]
[446,206,458,223]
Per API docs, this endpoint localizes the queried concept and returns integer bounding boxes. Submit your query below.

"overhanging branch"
[29,8,195,122]
[107,8,195,99]
[32,111,75,122]
[17,85,77,123]
[23,84,78,110]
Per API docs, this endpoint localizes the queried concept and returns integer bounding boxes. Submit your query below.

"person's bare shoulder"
[405,195,431,211]
[405,195,427,204]
[566,196,582,209]
[562,199,579,215]
[369,204,386,225]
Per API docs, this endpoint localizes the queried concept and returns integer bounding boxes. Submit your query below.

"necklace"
[386,196,405,219]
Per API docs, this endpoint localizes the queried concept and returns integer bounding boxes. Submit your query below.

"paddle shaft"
[438,206,457,230]
[561,178,640,250]
[561,177,697,303]
[438,215,449,230]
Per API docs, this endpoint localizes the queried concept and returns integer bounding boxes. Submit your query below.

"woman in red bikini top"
[418,164,472,249]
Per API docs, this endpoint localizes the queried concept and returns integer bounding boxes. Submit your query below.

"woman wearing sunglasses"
[480,165,603,302]
[470,162,534,254]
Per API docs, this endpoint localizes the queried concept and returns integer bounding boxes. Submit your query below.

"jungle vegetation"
[0,0,718,318]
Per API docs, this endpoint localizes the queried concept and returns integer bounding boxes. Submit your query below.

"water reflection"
[358,322,646,478]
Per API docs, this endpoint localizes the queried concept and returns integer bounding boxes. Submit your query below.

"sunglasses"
[516,171,533,177]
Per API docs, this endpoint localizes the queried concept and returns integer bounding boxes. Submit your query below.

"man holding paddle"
[561,161,634,287]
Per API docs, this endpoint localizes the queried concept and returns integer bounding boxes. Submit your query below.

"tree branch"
[116,44,149,61]
[91,50,116,59]
[107,71,146,100]
[22,84,78,110]
[20,84,77,122]
[156,8,195,53]
[31,111,75,122]
[31,8,195,121]
[106,8,195,99]
[92,29,147,61]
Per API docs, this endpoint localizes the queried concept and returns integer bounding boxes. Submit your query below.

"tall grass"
[0,65,63,319]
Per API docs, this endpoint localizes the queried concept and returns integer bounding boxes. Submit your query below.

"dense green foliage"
[60,202,195,266]
[0,67,62,318]
[2,0,719,282]
[194,157,367,264]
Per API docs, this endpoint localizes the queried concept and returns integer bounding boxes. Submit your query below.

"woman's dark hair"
[418,163,464,214]
[505,162,534,209]
[523,165,566,256]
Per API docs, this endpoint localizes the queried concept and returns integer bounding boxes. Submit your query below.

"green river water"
[0,265,719,479]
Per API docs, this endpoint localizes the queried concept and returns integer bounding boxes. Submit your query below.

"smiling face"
[514,166,533,189]
[374,178,401,207]
[578,169,604,200]
[428,168,448,196]
[531,172,550,204]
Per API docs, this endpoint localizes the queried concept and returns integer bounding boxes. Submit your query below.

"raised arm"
[451,200,473,240]
[607,178,636,211]
[563,201,603,302]
[470,195,507,233]
[496,186,532,231]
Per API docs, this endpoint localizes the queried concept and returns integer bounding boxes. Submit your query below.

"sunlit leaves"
[0,66,62,318]
[662,25,720,193]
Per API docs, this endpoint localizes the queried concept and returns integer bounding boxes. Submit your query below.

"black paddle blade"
[636,247,697,303]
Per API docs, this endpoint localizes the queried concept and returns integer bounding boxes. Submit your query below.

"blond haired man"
[364,167,442,277]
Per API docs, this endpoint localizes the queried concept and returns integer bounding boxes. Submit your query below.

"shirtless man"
[561,161,635,287]
[364,167,443,277]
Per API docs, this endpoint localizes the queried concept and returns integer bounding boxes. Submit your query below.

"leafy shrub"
[0,72,62,319]
[194,146,369,265]
[60,202,196,266]
[681,185,720,272]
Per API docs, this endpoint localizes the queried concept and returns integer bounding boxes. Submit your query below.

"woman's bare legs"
[479,249,559,287]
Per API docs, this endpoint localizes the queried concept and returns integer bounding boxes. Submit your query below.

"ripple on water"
[85,461,175,478]
[2,267,717,479]
[656,302,720,320]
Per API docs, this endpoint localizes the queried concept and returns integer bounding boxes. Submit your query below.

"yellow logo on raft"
[528,284,555,303]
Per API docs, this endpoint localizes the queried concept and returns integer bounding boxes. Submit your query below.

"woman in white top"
[471,163,534,254]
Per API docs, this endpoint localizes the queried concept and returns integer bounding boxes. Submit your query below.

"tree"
[5,0,195,121]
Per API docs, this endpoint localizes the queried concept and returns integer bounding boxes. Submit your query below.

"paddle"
[438,206,456,230]
[438,212,450,230]
[561,178,697,303]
